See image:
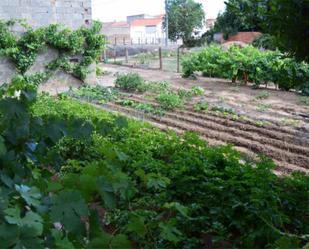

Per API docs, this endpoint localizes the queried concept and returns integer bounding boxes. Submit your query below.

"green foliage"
[164,0,205,46]
[182,45,309,94]
[0,20,105,80]
[66,85,119,103]
[212,0,263,39]
[115,73,147,93]
[194,101,209,112]
[223,0,309,61]
[211,105,236,115]
[0,74,308,248]
[118,99,165,116]
[146,81,171,93]
[178,86,205,100]
[156,92,183,110]
[253,34,278,51]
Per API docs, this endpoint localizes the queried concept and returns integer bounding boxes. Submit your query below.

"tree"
[213,0,263,39]
[164,0,205,46]
[226,0,309,61]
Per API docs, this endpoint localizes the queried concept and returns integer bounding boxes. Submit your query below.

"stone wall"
[0,0,92,29]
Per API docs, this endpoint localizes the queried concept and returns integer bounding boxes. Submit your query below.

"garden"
[0,15,309,249]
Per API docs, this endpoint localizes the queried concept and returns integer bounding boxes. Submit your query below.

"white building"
[130,15,166,44]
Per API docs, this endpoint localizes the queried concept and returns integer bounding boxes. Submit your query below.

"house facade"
[130,16,165,44]
[102,14,170,45]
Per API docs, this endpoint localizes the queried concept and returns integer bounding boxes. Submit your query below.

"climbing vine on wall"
[0,19,105,81]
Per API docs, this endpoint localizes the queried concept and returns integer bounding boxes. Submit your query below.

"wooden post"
[103,50,107,63]
[125,47,129,63]
[177,46,180,73]
[159,47,163,70]
[114,47,116,63]
[123,37,126,45]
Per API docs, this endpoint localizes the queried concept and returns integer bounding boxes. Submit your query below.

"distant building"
[130,15,165,44]
[101,21,131,45]
[205,19,216,31]
[102,14,174,45]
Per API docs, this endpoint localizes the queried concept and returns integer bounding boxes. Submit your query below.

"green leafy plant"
[0,20,105,81]
[182,45,309,95]
[115,73,147,93]
[0,73,308,248]
[194,101,209,112]
[156,92,183,110]
[211,105,236,115]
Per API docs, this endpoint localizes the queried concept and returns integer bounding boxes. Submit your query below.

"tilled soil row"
[119,95,309,147]
[164,111,309,157]
[103,101,309,173]
[103,102,308,175]
[127,94,307,138]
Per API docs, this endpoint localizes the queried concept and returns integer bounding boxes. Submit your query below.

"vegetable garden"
[0,20,309,249]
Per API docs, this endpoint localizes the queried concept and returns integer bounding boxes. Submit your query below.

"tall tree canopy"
[213,0,263,39]
[218,0,309,61]
[165,0,205,46]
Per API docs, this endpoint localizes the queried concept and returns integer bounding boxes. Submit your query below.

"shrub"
[156,92,183,110]
[115,73,146,92]
[182,45,309,95]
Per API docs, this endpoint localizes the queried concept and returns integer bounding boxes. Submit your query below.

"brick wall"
[0,0,92,29]
[224,32,262,44]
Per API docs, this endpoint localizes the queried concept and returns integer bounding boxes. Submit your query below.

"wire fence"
[102,45,189,73]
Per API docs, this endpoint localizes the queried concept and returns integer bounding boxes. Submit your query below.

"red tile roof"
[131,17,163,27]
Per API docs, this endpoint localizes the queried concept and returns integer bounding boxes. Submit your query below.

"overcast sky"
[92,0,226,22]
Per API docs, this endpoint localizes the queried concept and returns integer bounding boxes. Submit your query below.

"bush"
[182,45,309,95]
[156,92,183,110]
[115,73,147,92]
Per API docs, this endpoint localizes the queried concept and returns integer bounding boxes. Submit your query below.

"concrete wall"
[0,0,92,29]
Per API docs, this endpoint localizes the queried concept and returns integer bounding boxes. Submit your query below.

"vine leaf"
[4,207,43,236]
[15,184,41,207]
[52,229,75,249]
[50,190,88,233]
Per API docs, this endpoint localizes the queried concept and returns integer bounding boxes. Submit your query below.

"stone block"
[39,70,82,95]
[26,47,59,75]
[0,57,16,85]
